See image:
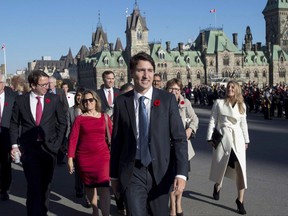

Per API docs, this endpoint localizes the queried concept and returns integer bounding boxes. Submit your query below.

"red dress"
[68,114,112,187]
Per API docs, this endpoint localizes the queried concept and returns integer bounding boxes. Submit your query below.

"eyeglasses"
[154,80,161,83]
[83,98,95,103]
[37,83,49,88]
[168,88,180,92]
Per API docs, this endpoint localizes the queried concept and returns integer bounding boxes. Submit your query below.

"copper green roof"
[150,43,203,67]
[194,28,241,54]
[271,45,288,61]
[243,51,267,66]
[263,0,288,13]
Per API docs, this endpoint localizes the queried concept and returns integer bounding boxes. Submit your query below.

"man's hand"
[111,179,121,199]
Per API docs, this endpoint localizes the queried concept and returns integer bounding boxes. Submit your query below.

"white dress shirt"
[30,92,44,122]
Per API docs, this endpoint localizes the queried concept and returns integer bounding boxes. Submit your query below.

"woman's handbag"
[104,113,111,150]
[211,128,223,149]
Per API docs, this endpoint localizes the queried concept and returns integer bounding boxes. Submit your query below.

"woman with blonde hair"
[207,80,250,215]
[68,89,112,216]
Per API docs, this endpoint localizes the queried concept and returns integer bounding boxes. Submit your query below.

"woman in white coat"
[207,80,249,215]
[166,78,199,216]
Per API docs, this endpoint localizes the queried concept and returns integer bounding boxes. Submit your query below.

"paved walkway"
[0,106,287,215]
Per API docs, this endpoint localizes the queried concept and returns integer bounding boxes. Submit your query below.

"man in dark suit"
[0,75,16,201]
[96,70,120,116]
[10,70,67,216]
[48,76,69,164]
[96,71,126,214]
[110,52,188,215]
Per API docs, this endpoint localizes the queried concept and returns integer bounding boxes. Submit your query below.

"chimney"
[109,43,114,52]
[257,42,262,51]
[254,44,257,52]
[178,42,184,54]
[232,33,238,47]
[166,41,171,53]
[201,32,206,52]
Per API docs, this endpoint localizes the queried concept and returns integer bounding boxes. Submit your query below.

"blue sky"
[0,0,266,74]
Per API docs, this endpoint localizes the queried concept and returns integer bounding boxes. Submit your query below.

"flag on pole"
[1,44,5,50]
[210,9,216,13]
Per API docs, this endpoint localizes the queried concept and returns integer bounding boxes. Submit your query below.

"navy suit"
[96,87,120,113]
[10,92,66,216]
[110,88,188,215]
[0,90,15,194]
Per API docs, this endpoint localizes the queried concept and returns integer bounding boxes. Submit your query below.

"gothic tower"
[263,0,288,52]
[125,1,150,60]
[244,26,253,51]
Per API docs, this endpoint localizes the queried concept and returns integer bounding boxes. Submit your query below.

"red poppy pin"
[4,102,8,106]
[153,99,160,106]
[180,101,185,105]
[114,93,119,97]
[45,98,51,104]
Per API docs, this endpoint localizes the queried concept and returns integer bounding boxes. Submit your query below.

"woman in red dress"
[67,89,112,216]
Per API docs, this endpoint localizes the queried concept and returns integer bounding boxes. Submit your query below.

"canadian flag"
[1,44,5,50]
[210,9,216,13]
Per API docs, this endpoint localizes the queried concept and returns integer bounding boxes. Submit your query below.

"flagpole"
[3,47,7,76]
[214,12,216,28]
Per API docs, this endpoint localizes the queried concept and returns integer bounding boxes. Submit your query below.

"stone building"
[29,0,287,89]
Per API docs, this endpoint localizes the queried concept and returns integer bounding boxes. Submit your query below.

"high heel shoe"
[176,212,183,216]
[213,184,220,200]
[235,198,247,215]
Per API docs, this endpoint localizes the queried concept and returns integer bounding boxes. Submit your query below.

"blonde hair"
[81,89,102,113]
[224,80,245,114]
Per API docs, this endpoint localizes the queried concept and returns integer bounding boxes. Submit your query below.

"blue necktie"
[139,96,151,167]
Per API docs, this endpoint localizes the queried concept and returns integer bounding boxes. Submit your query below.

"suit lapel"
[125,91,137,138]
[25,93,36,124]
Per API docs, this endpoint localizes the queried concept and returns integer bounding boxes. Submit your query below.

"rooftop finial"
[134,0,139,9]
[97,10,102,28]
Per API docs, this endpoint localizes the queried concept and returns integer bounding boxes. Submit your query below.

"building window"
[223,54,229,66]
[279,67,286,77]
[196,71,200,79]
[263,70,267,77]
[246,71,250,78]
[254,71,258,78]
[163,72,167,81]
[177,72,181,79]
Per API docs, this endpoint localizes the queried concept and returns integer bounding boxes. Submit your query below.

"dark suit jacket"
[55,88,69,113]
[10,92,67,155]
[110,88,188,190]
[1,90,16,149]
[96,87,120,113]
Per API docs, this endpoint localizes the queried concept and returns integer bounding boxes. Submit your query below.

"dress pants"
[22,141,56,216]
[124,160,171,216]
[0,133,12,193]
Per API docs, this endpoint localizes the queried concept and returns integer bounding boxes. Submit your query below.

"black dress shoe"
[213,184,220,200]
[176,212,183,216]
[235,198,247,215]
[0,191,9,201]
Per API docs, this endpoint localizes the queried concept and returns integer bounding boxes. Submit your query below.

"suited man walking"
[110,52,188,216]
[10,70,67,216]
[48,76,69,165]
[96,70,120,116]
[0,74,15,201]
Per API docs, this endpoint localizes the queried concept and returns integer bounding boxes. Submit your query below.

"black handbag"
[211,128,223,149]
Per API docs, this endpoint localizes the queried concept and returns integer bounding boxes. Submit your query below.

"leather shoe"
[235,198,247,215]
[0,191,9,201]
[213,184,220,200]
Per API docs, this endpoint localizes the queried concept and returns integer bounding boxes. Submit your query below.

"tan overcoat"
[206,99,250,188]
[178,95,199,160]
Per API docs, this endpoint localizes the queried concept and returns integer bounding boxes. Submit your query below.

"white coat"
[178,95,199,160]
[206,99,250,188]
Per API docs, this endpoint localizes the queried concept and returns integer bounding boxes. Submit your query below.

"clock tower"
[263,0,288,52]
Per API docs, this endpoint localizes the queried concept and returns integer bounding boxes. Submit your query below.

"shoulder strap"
[104,113,111,145]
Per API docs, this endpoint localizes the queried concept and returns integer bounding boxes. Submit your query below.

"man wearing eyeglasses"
[10,70,67,216]
[152,73,162,89]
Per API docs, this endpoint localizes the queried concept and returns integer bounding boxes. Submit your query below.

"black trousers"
[0,133,12,193]
[124,160,171,216]
[22,142,56,216]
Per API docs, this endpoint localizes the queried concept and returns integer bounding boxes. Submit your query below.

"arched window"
[177,72,181,79]
[262,70,267,77]
[254,70,258,78]
[163,72,167,81]
[245,71,250,78]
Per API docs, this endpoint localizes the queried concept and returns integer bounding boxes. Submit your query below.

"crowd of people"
[2,51,287,215]
[182,81,288,120]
